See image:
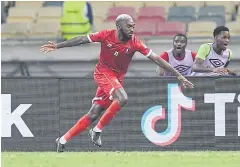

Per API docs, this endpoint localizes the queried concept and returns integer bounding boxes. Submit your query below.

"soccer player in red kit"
[156,34,197,76]
[40,14,194,152]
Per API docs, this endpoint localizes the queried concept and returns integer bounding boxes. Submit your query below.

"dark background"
[1,77,240,151]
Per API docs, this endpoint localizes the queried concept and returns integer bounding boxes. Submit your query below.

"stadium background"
[1,1,240,153]
[1,1,240,77]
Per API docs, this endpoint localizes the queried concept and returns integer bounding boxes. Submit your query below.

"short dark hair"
[173,34,188,42]
[213,26,229,37]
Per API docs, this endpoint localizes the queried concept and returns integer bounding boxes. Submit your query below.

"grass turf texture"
[2,151,240,167]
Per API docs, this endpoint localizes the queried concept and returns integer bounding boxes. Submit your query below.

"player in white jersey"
[156,34,197,76]
[192,26,236,76]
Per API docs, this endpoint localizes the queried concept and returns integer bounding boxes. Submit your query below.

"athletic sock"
[94,100,121,132]
[60,114,91,144]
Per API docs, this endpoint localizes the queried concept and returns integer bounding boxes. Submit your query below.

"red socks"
[63,114,91,141]
[61,100,121,143]
[94,100,121,132]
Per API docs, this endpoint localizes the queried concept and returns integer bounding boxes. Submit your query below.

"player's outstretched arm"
[148,51,194,88]
[40,36,90,54]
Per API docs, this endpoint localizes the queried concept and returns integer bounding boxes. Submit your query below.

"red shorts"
[92,68,124,109]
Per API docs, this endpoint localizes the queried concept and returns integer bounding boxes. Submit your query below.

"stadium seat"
[226,21,240,36]
[173,1,204,11]
[43,1,64,7]
[137,7,165,22]
[168,6,196,23]
[7,7,37,23]
[145,1,174,14]
[198,6,226,26]
[106,7,136,21]
[29,22,61,39]
[15,1,43,8]
[37,7,62,23]
[204,1,235,14]
[155,21,186,37]
[205,2,235,21]
[90,1,114,20]
[134,20,157,37]
[114,1,144,12]
[1,22,31,39]
[188,21,216,37]
[94,21,116,32]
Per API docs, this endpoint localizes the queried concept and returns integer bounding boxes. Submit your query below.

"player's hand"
[40,41,57,54]
[227,69,237,76]
[212,68,229,75]
[177,75,194,88]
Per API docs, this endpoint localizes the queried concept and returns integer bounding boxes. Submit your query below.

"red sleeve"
[192,52,197,60]
[160,52,169,62]
[87,30,109,42]
[134,36,152,57]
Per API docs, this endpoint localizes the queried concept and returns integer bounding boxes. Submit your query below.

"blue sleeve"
[86,2,93,25]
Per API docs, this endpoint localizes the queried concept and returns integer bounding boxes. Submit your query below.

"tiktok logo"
[141,83,195,146]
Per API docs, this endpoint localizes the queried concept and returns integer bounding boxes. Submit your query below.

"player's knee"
[87,109,101,122]
[87,103,105,121]
[118,94,128,106]
[87,112,99,122]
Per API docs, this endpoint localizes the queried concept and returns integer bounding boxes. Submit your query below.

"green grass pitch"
[2,151,240,167]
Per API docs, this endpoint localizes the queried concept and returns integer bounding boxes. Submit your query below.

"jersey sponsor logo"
[209,59,225,68]
[174,65,191,74]
[114,51,119,57]
[107,43,112,48]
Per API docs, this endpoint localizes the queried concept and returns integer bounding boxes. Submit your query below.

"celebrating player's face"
[173,36,187,54]
[120,19,135,40]
[216,31,230,51]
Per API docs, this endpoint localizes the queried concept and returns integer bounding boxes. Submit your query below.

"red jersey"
[87,29,152,74]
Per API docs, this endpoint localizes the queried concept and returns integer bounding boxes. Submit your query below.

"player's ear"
[116,25,120,30]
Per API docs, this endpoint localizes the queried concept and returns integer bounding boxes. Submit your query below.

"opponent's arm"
[193,58,236,75]
[192,58,216,73]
